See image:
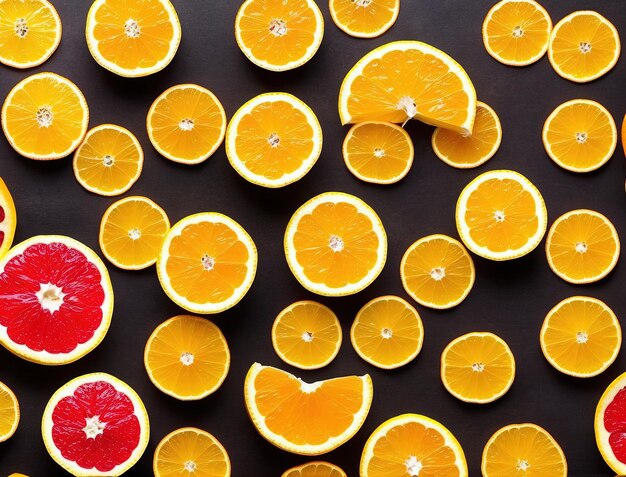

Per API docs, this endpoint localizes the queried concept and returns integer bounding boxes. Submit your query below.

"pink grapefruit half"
[596,371,626,474]
[0,177,17,259]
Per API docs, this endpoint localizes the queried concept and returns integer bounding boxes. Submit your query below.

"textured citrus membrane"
[596,373,626,473]
[0,177,17,259]
[0,381,19,442]
[329,0,399,38]
[282,461,347,477]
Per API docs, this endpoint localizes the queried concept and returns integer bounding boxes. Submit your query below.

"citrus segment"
[596,372,626,474]
[0,381,19,442]
[282,461,346,477]
[0,177,17,260]
[329,0,399,39]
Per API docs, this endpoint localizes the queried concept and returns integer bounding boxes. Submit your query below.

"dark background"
[0,0,625,475]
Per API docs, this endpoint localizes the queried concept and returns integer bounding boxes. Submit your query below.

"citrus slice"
[226,93,322,188]
[147,84,227,165]
[441,332,515,404]
[338,41,477,135]
[432,101,502,169]
[85,0,182,77]
[0,0,62,68]
[0,177,17,260]
[157,213,257,314]
[271,301,341,370]
[284,192,387,296]
[0,381,19,442]
[482,0,552,66]
[144,315,230,400]
[400,234,475,309]
[342,121,413,184]
[73,124,144,196]
[235,0,323,72]
[456,169,548,261]
[546,209,620,284]
[153,427,230,477]
[360,413,468,477]
[594,371,626,474]
[542,99,617,173]
[99,196,170,270]
[540,296,621,378]
[0,235,113,365]
[282,461,346,477]
[42,373,149,476]
[482,423,567,476]
[329,0,399,39]
[548,11,620,83]
[350,295,423,369]
[2,72,89,160]
[244,362,373,455]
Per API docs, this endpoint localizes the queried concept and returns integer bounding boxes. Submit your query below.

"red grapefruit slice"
[42,373,149,476]
[0,177,17,259]
[0,235,113,364]
[596,371,626,474]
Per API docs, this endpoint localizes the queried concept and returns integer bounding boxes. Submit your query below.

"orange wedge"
[0,381,19,442]
[329,0,399,39]
[0,178,17,260]
[282,461,346,477]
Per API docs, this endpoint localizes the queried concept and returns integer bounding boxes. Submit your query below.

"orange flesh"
[0,385,17,438]
[283,462,346,477]
[330,0,397,35]
[154,429,229,476]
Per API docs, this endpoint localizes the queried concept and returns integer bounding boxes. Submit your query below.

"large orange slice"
[0,177,17,260]
[329,0,399,39]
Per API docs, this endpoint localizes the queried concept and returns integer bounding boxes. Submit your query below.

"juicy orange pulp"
[282,462,346,477]
[329,0,398,37]
[0,382,18,441]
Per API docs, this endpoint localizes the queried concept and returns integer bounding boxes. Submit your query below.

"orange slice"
[329,0,399,39]
[2,72,89,160]
[482,0,552,66]
[157,213,257,314]
[284,192,387,296]
[282,461,346,477]
[244,362,372,455]
[147,84,227,165]
[432,101,502,169]
[360,413,468,477]
[85,0,182,77]
[0,0,61,68]
[338,41,477,135]
[540,296,621,378]
[0,381,19,442]
[99,196,170,270]
[235,0,324,72]
[548,11,620,83]
[226,93,322,188]
[400,234,475,309]
[456,170,547,261]
[342,121,413,184]
[542,99,617,173]
[0,177,17,260]
[271,301,342,370]
[596,372,626,474]
[546,209,620,284]
[350,295,423,369]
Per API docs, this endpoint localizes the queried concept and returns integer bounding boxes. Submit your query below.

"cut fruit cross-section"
[282,461,346,477]
[596,371,626,475]
[0,380,19,442]
[329,0,399,39]
[0,177,17,260]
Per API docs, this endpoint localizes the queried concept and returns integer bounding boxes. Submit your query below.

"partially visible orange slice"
[0,177,17,260]
[0,381,19,442]
[282,461,346,477]
[329,0,399,39]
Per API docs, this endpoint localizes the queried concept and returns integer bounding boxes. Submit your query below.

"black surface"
[0,1,625,475]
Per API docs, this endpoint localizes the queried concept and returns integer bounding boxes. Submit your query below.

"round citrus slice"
[282,461,346,477]
[595,371,626,474]
[235,0,324,71]
[456,169,548,261]
[226,93,322,188]
[482,423,567,476]
[546,209,620,284]
[42,373,149,476]
[244,362,373,455]
[0,177,17,260]
[0,235,113,365]
[342,121,413,184]
[147,84,227,165]
[144,315,230,401]
[441,332,515,404]
[0,381,19,442]
[99,196,170,270]
[284,192,387,296]
[432,101,502,169]
[400,234,475,309]
[271,301,341,370]
[85,0,181,77]
[2,72,89,160]
[350,295,423,369]
[548,11,620,83]
[360,413,468,477]
[482,0,552,66]
[0,0,62,68]
[154,427,230,477]
[329,0,399,39]
[542,99,617,173]
[339,41,477,135]
[540,296,621,378]
[157,213,257,314]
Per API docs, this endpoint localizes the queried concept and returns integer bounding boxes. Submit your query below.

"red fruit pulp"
[604,386,626,464]
[0,205,5,247]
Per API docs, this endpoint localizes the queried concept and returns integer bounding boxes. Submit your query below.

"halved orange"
[548,11,620,83]
[2,72,89,160]
[271,301,342,370]
[244,362,372,455]
[342,121,413,184]
[235,0,324,71]
[282,461,346,477]
[0,381,19,442]
[596,372,626,475]
[339,41,477,135]
[329,0,399,39]
[0,0,62,68]
[85,0,182,77]
[546,209,620,284]
[0,177,17,259]
[540,296,621,378]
